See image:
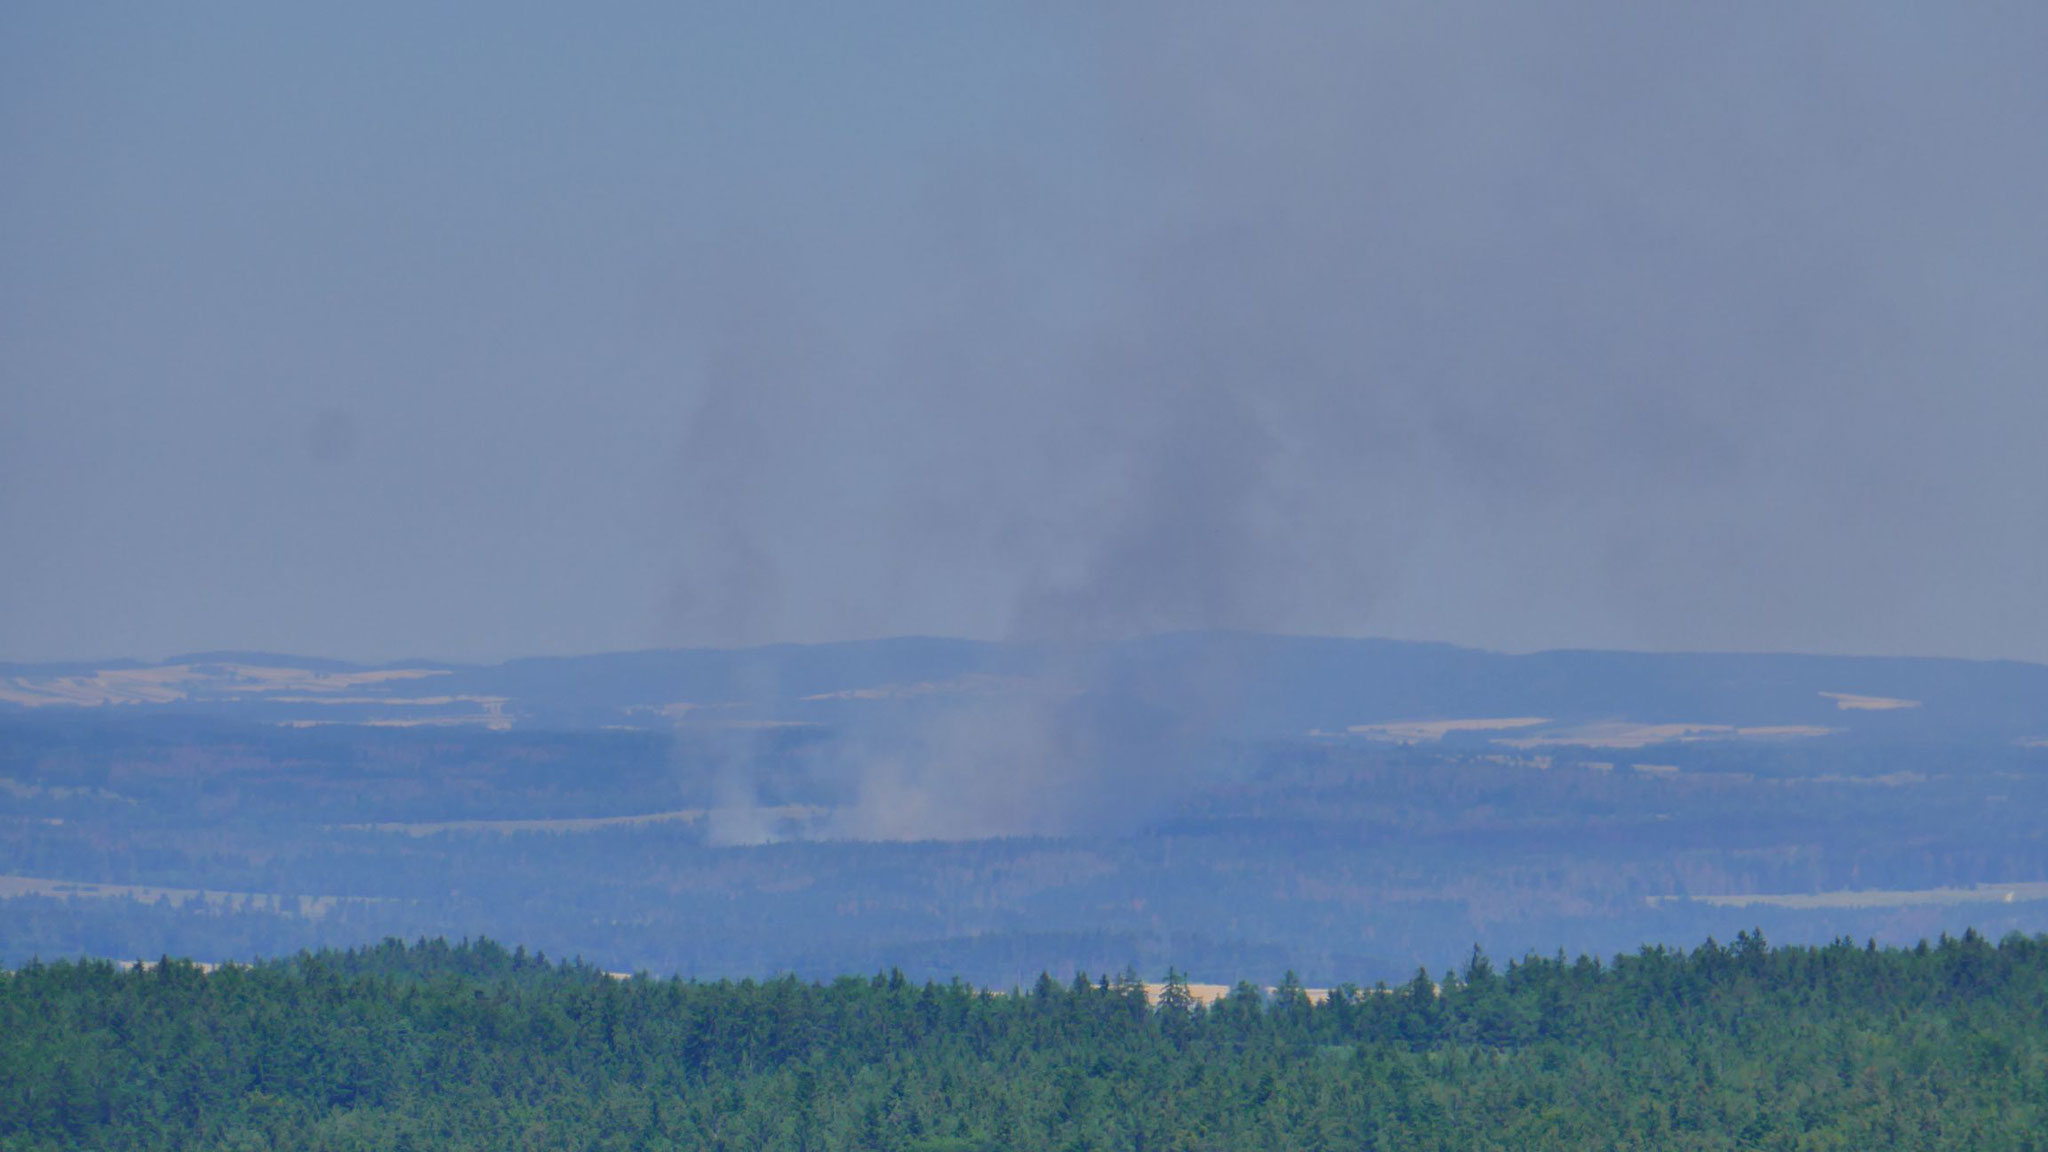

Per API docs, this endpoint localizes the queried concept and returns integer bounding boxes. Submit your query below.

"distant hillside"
[5,634,2047,985]
[6,633,2046,746]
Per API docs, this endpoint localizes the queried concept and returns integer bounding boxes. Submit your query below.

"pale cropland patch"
[115,959,221,973]
[1820,691,1921,711]
[1343,717,1549,743]
[267,694,502,707]
[1497,722,1833,749]
[0,874,386,918]
[1144,982,1330,1007]
[801,674,1027,702]
[1650,881,2048,910]
[0,663,449,708]
[339,805,826,837]
[0,777,132,803]
[270,693,512,730]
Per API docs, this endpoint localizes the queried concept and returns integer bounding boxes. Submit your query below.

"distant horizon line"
[7,630,2045,672]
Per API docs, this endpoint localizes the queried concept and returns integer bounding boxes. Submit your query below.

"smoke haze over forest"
[6,3,2048,665]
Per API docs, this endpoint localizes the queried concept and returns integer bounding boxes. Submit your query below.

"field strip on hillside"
[1343,717,1550,742]
[1820,691,1921,711]
[799,674,1032,702]
[0,874,391,917]
[279,712,512,731]
[1498,722,1835,749]
[338,804,826,837]
[1652,881,2048,910]
[0,776,133,803]
[0,663,450,707]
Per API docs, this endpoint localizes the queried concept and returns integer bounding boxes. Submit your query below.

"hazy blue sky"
[6,3,2047,664]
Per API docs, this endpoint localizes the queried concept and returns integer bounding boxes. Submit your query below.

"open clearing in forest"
[1143,982,1331,1006]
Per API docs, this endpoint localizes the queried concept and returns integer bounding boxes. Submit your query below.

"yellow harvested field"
[1143,982,1331,1007]
[1653,881,2048,910]
[0,874,383,918]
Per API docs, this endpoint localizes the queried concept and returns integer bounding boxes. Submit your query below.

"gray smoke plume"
[0,2,2033,828]
[8,4,2044,670]
[652,1,2048,839]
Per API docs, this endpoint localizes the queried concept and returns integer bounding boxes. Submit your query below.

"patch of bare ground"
[1142,982,1330,1007]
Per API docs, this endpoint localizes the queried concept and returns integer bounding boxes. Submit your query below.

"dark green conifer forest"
[4,931,2044,1151]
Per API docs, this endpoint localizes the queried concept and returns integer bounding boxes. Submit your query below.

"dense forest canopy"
[5,931,2044,1150]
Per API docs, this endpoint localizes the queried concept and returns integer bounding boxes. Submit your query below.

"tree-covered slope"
[4,932,2045,1151]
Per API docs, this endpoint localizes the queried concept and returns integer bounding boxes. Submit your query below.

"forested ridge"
[4,932,2045,1150]
[13,709,2048,989]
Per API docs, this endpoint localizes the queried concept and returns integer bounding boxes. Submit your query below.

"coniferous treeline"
[3,931,2045,1150]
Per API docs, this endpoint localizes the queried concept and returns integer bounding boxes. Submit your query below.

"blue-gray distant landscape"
[5,4,2048,988]
[5,636,2045,985]
[15,8,2048,1148]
